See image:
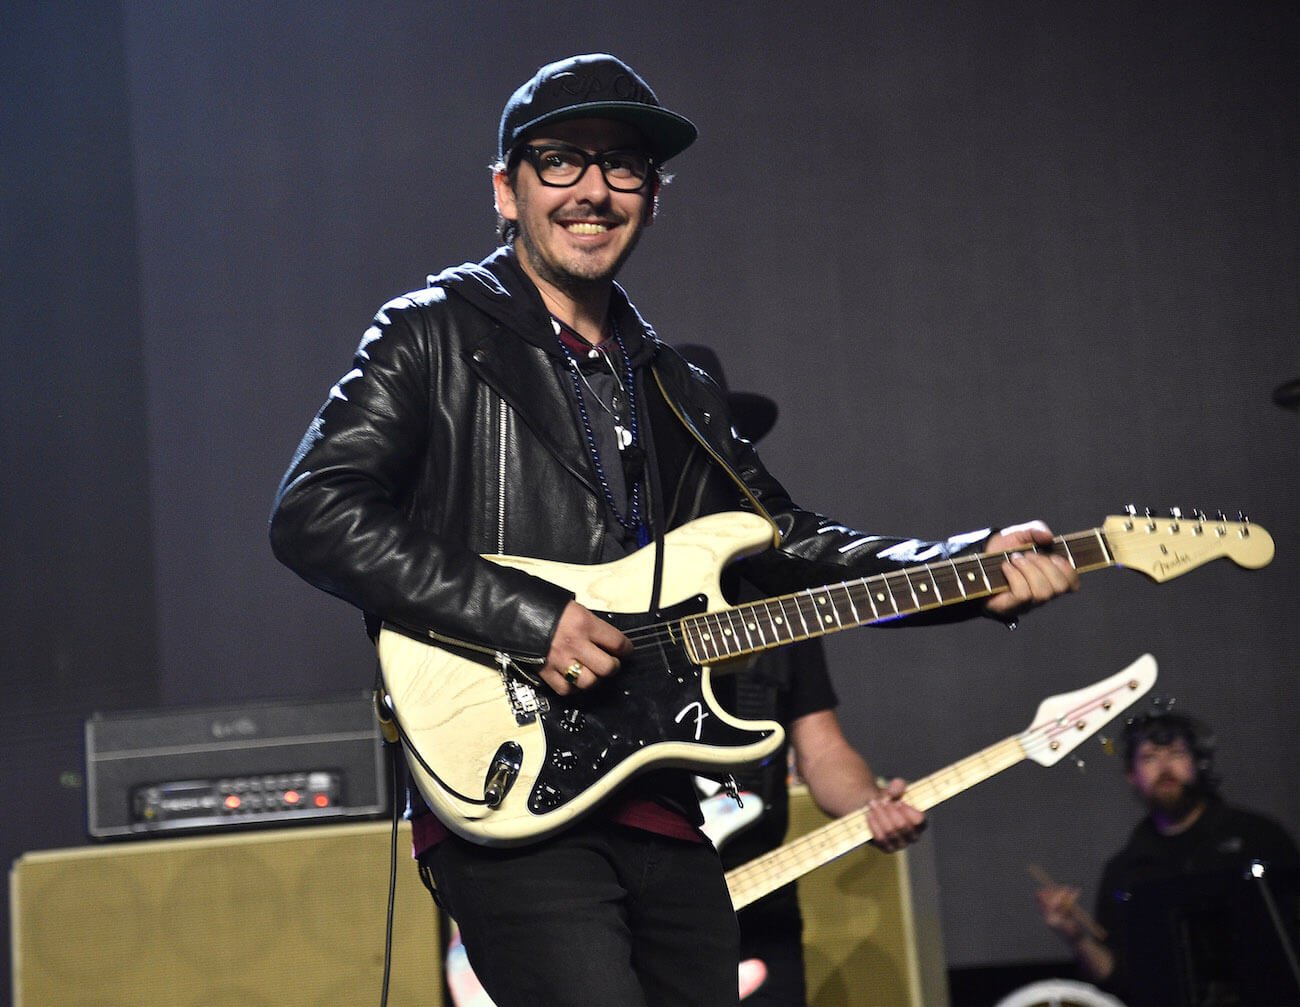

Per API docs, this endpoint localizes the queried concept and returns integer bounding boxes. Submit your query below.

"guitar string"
[609,529,1108,655]
[576,515,1234,659]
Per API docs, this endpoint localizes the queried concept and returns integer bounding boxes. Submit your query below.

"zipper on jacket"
[418,625,546,667]
[496,397,508,554]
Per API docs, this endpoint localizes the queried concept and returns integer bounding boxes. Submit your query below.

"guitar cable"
[376,683,405,1007]
[383,690,495,806]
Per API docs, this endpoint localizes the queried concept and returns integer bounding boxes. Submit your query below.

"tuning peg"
[1072,756,1087,772]
[1100,735,1116,757]
[1168,507,1182,532]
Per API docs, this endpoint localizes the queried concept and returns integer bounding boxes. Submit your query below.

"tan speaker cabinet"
[788,785,949,1007]
[11,821,442,1007]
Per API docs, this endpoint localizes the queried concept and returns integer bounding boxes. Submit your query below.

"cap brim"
[511,102,698,163]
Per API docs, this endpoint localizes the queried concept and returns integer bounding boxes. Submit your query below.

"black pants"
[737,887,808,1007]
[422,821,741,1007]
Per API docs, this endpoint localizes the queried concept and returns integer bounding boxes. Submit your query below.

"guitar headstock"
[1024,654,1158,767]
[1103,507,1274,582]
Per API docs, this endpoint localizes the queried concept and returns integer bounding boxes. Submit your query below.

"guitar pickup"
[483,741,523,809]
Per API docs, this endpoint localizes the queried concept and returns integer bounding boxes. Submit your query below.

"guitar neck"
[682,529,1113,664]
[726,735,1027,910]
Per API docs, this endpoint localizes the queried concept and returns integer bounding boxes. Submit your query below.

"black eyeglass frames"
[515,143,654,192]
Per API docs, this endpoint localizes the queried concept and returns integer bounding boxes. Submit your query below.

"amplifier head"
[85,691,389,839]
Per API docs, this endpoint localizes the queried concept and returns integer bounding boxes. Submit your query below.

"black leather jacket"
[269,247,989,666]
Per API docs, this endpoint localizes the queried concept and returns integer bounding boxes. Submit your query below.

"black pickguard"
[523,594,777,815]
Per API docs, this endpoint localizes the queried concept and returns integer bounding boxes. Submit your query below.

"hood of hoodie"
[426,245,660,367]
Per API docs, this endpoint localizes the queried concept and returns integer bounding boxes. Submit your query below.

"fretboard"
[680,529,1112,665]
[726,735,1027,910]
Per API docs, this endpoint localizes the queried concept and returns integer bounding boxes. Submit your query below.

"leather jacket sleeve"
[269,292,573,662]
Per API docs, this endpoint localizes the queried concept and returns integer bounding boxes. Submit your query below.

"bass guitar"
[727,654,1157,909]
[378,510,1270,845]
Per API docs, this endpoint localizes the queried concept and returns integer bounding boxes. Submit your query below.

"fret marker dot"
[965,572,976,582]
[919,583,929,592]
[823,615,833,625]
[875,592,886,602]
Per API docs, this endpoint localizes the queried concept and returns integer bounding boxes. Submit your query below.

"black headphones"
[1121,698,1220,795]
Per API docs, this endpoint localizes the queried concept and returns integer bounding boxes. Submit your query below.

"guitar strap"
[639,365,667,615]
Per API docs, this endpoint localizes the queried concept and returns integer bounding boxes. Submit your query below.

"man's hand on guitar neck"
[866,777,926,853]
[544,601,634,696]
[982,521,1080,622]
[791,710,926,854]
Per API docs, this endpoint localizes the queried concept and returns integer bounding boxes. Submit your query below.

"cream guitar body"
[378,511,783,846]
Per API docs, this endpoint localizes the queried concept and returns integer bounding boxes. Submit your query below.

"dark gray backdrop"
[4,0,1297,996]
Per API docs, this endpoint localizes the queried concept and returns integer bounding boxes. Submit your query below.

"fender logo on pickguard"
[675,701,709,741]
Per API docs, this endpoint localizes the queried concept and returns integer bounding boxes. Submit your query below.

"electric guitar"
[726,654,1157,909]
[378,510,1271,846]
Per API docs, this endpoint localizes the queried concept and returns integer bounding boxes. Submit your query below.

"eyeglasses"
[516,143,654,192]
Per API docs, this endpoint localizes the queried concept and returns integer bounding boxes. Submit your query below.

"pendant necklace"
[570,346,632,449]
[555,318,646,541]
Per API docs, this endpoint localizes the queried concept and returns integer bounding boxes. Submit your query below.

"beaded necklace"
[555,318,648,546]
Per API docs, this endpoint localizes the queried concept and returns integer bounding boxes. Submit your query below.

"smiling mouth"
[563,221,611,235]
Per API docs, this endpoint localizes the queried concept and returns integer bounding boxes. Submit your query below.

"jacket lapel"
[462,327,598,494]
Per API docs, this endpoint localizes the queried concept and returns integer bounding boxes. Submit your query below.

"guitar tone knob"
[532,785,562,811]
[558,709,586,733]
[551,749,578,771]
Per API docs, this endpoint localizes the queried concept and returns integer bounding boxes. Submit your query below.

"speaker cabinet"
[11,822,441,1007]
[788,785,949,1007]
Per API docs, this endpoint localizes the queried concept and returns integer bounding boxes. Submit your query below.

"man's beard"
[516,210,642,297]
[1147,776,1205,820]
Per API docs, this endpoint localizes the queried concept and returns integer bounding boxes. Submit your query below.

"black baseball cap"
[499,54,698,163]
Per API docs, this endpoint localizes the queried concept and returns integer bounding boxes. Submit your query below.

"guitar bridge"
[504,671,549,725]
